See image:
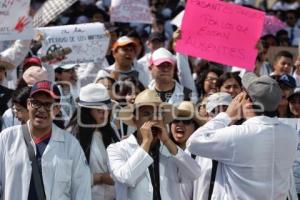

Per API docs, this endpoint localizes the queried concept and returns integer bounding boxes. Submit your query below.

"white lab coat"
[90,131,115,200]
[107,134,201,200]
[148,80,198,105]
[0,123,92,200]
[187,112,298,200]
[0,40,31,89]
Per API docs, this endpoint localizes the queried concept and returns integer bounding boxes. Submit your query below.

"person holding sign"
[187,73,297,199]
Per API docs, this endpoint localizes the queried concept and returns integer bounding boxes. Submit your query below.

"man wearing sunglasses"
[0,80,91,200]
[187,73,298,199]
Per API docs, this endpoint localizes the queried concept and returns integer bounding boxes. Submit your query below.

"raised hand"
[14,16,30,32]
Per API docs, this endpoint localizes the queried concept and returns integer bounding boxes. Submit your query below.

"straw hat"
[118,89,177,127]
[176,101,204,126]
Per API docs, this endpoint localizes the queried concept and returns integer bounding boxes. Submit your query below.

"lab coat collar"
[26,121,65,142]
[243,116,280,125]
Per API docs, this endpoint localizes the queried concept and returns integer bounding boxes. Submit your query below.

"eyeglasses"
[205,77,218,82]
[29,99,54,111]
[172,119,194,125]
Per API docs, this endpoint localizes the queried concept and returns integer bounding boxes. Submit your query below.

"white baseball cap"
[149,48,176,66]
[206,92,232,113]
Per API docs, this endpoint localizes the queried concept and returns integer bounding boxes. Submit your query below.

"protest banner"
[37,23,110,65]
[110,0,152,24]
[262,15,286,36]
[267,46,298,64]
[176,0,265,71]
[33,0,77,27]
[0,0,33,41]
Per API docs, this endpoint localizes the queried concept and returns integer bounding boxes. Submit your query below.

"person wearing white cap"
[67,83,119,200]
[148,47,197,105]
[205,92,232,119]
[187,73,298,199]
[54,63,79,121]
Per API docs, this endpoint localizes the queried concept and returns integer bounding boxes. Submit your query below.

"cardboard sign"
[110,0,152,24]
[37,23,110,65]
[0,0,33,41]
[267,46,298,64]
[176,0,265,71]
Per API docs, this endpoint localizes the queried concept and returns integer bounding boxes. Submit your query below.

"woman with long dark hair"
[67,83,119,200]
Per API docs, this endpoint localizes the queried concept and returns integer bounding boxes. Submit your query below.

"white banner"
[0,0,34,41]
[110,0,152,24]
[37,23,110,65]
[171,11,184,28]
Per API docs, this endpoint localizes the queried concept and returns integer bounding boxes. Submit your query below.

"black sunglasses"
[172,119,194,125]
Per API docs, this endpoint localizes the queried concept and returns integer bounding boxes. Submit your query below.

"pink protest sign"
[176,0,265,71]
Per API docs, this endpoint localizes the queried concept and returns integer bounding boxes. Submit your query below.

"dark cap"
[149,32,166,43]
[288,87,300,101]
[242,73,282,112]
[271,74,296,89]
[23,57,42,71]
[30,80,61,100]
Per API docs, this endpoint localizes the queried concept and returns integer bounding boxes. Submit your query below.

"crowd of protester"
[1,0,300,199]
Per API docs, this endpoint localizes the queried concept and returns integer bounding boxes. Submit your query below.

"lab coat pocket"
[53,157,72,199]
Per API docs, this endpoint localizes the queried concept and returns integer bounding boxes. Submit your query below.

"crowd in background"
[1,0,300,199]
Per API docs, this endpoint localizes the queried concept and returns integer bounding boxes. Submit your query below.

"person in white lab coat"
[148,48,197,105]
[107,89,201,200]
[187,73,298,199]
[169,101,204,200]
[67,83,120,200]
[0,80,91,200]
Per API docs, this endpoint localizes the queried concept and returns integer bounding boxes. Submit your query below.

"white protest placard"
[0,0,34,41]
[37,23,110,65]
[110,0,152,24]
[171,11,184,27]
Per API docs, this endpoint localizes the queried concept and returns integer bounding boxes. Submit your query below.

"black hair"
[216,72,242,88]
[67,107,119,163]
[12,86,31,108]
[127,30,145,59]
[274,50,293,63]
[169,119,199,147]
[96,76,116,85]
[114,76,145,103]
[195,66,223,98]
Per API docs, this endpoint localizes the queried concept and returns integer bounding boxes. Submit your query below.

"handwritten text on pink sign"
[176,0,265,71]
